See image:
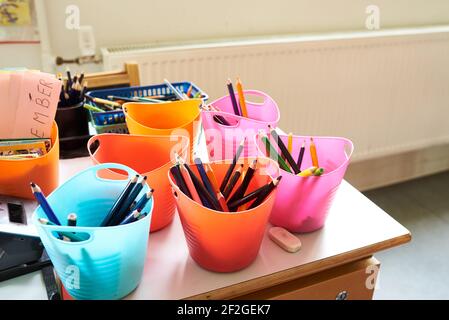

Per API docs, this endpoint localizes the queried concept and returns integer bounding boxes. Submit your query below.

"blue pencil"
[30,182,60,225]
[107,176,147,226]
[164,79,186,100]
[119,209,142,225]
[134,189,154,211]
[193,156,216,199]
[227,79,241,116]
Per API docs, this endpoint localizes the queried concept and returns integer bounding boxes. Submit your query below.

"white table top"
[0,155,410,300]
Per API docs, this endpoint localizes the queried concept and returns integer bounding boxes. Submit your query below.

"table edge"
[184,232,411,300]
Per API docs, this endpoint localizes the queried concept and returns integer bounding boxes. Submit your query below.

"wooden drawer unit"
[237,257,380,300]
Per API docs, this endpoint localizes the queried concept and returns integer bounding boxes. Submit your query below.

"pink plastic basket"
[255,133,354,233]
[201,90,280,162]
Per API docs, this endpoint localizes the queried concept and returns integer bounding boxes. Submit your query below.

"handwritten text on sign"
[13,71,61,139]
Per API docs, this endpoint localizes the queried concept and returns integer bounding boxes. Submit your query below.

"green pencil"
[83,103,105,113]
[259,130,292,173]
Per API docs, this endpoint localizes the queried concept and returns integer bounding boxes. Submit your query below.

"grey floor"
[364,171,449,300]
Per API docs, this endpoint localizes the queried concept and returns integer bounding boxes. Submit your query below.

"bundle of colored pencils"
[259,127,324,177]
[170,139,282,212]
[57,69,87,107]
[31,177,153,242]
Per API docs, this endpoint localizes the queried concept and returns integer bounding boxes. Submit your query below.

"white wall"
[0,44,42,69]
[2,0,449,71]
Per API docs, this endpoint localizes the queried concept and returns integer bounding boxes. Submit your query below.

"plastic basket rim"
[85,81,209,100]
[123,99,202,132]
[0,121,59,163]
[88,133,190,175]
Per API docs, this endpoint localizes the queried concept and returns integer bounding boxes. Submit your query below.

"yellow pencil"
[297,166,317,177]
[310,137,319,167]
[236,78,248,118]
[287,132,293,154]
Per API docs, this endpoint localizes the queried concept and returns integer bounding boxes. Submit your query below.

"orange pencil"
[186,85,193,98]
[180,163,202,204]
[310,137,319,167]
[205,164,220,194]
[217,192,229,212]
[287,132,293,154]
[236,78,248,118]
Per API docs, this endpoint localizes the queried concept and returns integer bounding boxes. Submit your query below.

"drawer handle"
[336,291,348,300]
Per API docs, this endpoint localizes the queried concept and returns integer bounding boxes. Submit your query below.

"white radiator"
[101,27,449,162]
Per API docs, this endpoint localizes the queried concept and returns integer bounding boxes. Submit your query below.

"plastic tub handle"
[343,138,355,160]
[204,110,241,128]
[41,224,95,245]
[241,89,270,105]
[91,163,136,182]
[88,136,101,155]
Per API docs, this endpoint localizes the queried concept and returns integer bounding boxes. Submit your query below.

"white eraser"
[268,227,302,253]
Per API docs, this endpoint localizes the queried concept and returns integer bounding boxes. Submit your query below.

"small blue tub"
[33,163,153,300]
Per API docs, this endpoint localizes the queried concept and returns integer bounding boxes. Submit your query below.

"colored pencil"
[249,176,282,209]
[182,161,222,211]
[220,137,246,192]
[186,85,193,98]
[30,183,60,225]
[133,96,165,103]
[180,163,202,205]
[164,79,186,100]
[228,159,257,204]
[83,103,105,113]
[67,213,77,226]
[170,164,192,198]
[297,166,317,177]
[92,97,121,108]
[313,167,324,176]
[310,137,319,167]
[217,192,229,212]
[268,126,300,174]
[227,179,274,210]
[222,164,243,199]
[205,164,220,194]
[119,208,142,225]
[236,78,248,117]
[134,189,154,211]
[227,79,241,116]
[194,156,217,201]
[259,130,292,173]
[108,176,148,226]
[297,140,306,171]
[288,133,293,154]
[101,175,139,226]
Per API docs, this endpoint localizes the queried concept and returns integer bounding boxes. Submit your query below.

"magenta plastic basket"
[255,133,354,233]
[201,90,280,161]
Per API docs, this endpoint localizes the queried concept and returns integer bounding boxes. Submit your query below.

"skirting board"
[345,142,449,191]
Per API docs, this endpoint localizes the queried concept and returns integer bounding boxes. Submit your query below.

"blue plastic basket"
[85,81,208,126]
[33,163,153,300]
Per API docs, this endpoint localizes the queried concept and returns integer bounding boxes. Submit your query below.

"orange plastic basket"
[168,157,279,272]
[88,133,189,232]
[123,99,202,161]
[0,121,59,199]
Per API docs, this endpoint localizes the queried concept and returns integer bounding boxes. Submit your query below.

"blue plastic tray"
[85,81,208,126]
